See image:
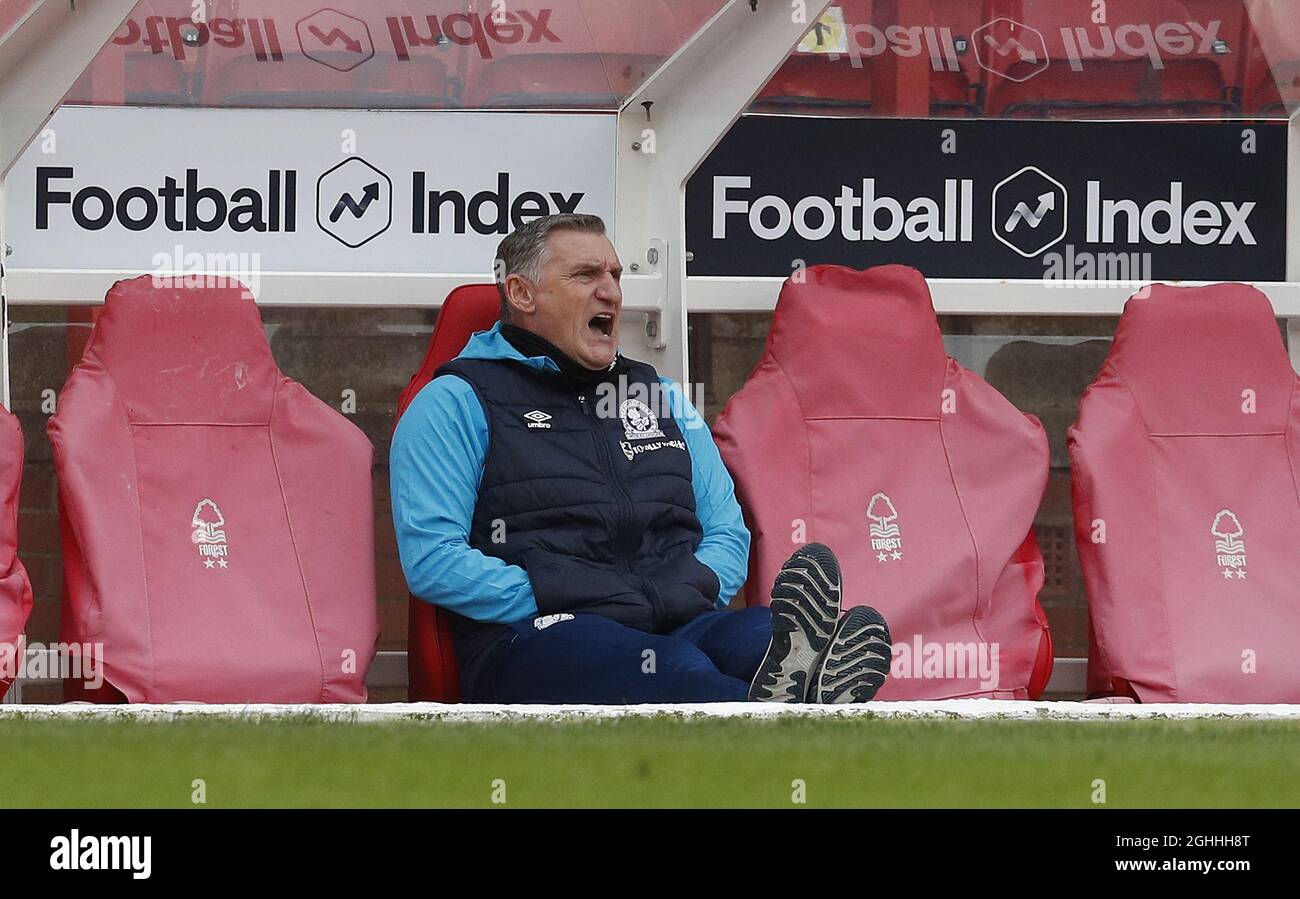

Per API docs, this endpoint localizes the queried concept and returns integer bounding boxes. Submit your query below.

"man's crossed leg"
[472,606,771,703]
[470,544,892,704]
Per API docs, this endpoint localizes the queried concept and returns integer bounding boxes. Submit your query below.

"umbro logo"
[523,410,552,429]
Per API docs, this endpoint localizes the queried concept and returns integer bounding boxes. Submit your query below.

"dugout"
[0,0,1297,702]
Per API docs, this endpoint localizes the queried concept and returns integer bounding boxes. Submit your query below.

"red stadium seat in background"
[1245,62,1299,117]
[753,0,982,117]
[468,52,665,108]
[1240,0,1300,116]
[714,265,1053,700]
[462,0,686,108]
[0,409,34,702]
[987,0,1237,119]
[122,53,193,106]
[753,54,873,116]
[206,55,460,108]
[1069,283,1300,703]
[394,284,500,703]
[48,276,378,703]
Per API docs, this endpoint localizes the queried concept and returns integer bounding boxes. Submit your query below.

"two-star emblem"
[204,559,229,569]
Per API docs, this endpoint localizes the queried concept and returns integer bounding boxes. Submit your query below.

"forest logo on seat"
[1211,509,1246,580]
[867,492,903,562]
[192,498,230,569]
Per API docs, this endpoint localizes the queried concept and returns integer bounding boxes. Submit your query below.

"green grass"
[1,716,1298,808]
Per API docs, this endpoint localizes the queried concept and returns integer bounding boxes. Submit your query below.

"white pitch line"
[4,700,1300,723]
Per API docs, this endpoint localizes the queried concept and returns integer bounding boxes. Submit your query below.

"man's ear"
[504,274,536,318]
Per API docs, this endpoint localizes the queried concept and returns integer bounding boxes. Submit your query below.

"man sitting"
[390,213,890,703]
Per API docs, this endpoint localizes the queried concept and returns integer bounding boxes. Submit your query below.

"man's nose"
[595,272,621,302]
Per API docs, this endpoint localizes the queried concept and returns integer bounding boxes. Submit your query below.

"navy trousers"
[470,606,774,703]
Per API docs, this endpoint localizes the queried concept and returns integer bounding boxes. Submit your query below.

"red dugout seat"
[462,0,685,108]
[207,55,460,108]
[752,0,981,118]
[988,0,1237,118]
[752,55,981,118]
[1069,283,1300,702]
[48,276,378,702]
[395,284,500,702]
[991,58,1234,118]
[714,265,1053,700]
[0,409,33,701]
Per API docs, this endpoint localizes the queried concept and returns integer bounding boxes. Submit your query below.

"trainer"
[391,213,889,703]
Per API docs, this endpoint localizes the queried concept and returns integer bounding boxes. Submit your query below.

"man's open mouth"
[588,313,615,337]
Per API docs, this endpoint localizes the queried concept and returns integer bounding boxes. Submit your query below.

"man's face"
[508,229,622,370]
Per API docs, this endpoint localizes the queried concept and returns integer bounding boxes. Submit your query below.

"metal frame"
[0,0,138,407]
[1288,107,1300,371]
[610,0,834,383]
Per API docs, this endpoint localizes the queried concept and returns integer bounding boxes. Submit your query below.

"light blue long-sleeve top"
[389,322,751,625]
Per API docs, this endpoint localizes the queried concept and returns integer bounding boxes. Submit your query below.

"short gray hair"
[493,213,607,322]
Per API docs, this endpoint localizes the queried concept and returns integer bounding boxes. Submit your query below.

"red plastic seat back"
[0,409,33,701]
[989,0,1236,118]
[396,284,500,702]
[206,55,459,108]
[48,276,378,702]
[468,53,666,107]
[714,265,1052,699]
[992,59,1233,118]
[753,0,981,118]
[1069,283,1300,702]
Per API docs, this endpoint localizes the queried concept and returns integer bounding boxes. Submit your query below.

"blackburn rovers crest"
[620,398,664,440]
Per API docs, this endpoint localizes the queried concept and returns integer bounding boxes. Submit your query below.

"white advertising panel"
[5,106,616,283]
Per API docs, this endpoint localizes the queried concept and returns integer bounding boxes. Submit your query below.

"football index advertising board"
[5,106,616,277]
[686,117,1286,282]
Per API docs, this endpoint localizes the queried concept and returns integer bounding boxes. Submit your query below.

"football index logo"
[973,17,1049,82]
[296,8,374,72]
[316,156,392,248]
[1212,509,1247,580]
[867,492,903,562]
[992,166,1069,258]
[192,498,230,569]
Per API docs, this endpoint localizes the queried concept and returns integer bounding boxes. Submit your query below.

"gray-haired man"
[391,213,891,702]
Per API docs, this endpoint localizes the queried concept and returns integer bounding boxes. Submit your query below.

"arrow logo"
[330,182,380,222]
[308,25,363,53]
[1004,192,1056,232]
[983,33,1039,64]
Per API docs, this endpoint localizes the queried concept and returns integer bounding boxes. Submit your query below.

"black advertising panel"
[685,117,1286,281]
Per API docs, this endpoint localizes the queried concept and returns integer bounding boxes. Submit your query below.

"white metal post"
[0,0,137,408]
[613,0,831,385]
[1288,107,1300,374]
[1,178,9,410]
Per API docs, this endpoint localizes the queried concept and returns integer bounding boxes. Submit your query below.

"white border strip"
[6,700,1300,722]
